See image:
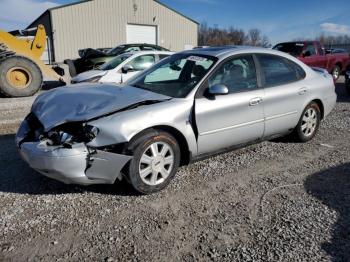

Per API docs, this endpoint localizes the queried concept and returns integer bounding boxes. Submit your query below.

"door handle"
[298,87,308,95]
[249,97,263,106]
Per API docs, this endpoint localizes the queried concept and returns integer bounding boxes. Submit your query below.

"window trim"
[255,53,306,88]
[195,54,260,98]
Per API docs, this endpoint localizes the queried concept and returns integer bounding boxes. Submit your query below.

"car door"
[256,54,307,137]
[122,54,156,82]
[195,55,265,155]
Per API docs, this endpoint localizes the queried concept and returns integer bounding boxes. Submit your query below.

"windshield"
[99,53,133,70]
[127,54,217,98]
[273,43,304,57]
[106,45,125,56]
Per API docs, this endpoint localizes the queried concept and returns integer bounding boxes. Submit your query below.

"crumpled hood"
[31,83,171,131]
[71,70,106,83]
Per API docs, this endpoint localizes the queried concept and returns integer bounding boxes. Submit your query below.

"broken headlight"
[46,124,99,145]
[83,125,99,142]
[47,131,73,145]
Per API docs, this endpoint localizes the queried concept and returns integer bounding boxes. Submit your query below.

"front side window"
[209,55,257,93]
[257,54,306,87]
[127,55,156,71]
[127,54,217,98]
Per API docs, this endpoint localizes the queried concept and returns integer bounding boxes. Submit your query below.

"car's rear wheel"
[124,129,181,194]
[292,102,321,142]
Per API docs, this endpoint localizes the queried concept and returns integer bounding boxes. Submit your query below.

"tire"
[332,65,340,81]
[0,56,42,97]
[292,102,321,142]
[124,129,181,194]
[64,59,77,77]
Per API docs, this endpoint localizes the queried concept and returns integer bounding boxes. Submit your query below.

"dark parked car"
[346,71,350,95]
[325,48,348,55]
[65,43,169,76]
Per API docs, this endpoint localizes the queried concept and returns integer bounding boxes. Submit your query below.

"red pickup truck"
[273,41,350,80]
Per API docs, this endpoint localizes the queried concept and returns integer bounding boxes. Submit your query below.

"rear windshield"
[273,43,304,57]
[107,46,125,56]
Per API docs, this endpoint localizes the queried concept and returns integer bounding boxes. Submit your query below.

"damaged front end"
[16,113,132,185]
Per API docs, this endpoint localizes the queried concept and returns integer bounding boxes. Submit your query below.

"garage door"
[126,24,157,45]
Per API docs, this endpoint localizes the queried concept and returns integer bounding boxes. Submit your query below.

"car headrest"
[192,65,206,78]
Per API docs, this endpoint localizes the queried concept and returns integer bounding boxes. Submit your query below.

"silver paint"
[17,46,337,186]
[31,83,171,131]
[71,70,106,83]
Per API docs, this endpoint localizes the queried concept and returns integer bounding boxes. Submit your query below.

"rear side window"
[257,54,306,87]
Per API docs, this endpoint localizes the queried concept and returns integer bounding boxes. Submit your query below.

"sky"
[0,0,349,45]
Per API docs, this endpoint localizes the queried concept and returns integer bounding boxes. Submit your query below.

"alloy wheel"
[139,142,174,186]
[301,108,318,137]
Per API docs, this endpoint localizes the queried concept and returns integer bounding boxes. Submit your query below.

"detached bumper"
[19,141,132,185]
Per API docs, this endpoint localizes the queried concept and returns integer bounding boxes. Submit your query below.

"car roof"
[179,46,269,58]
[120,43,163,47]
[124,51,174,56]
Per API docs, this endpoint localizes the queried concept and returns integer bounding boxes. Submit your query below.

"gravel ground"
[0,79,349,261]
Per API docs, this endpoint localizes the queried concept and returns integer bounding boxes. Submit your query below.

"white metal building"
[26,0,199,62]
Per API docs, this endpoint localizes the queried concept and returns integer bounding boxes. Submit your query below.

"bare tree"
[294,33,350,45]
[198,22,271,47]
[248,29,261,46]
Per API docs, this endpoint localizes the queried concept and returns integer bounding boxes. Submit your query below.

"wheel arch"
[311,99,324,119]
[129,125,191,166]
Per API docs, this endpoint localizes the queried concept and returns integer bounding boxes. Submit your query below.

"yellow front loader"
[0,24,65,97]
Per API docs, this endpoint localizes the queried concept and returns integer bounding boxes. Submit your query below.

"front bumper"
[17,120,132,186]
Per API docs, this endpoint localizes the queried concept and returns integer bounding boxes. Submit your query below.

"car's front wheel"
[124,129,181,194]
[292,102,321,142]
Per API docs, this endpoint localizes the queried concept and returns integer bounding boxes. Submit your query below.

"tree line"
[198,22,350,48]
[301,34,350,46]
[198,22,271,48]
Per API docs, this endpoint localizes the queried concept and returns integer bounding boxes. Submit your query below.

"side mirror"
[208,84,229,96]
[122,64,134,74]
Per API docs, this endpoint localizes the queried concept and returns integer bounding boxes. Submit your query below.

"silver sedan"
[16,46,337,194]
